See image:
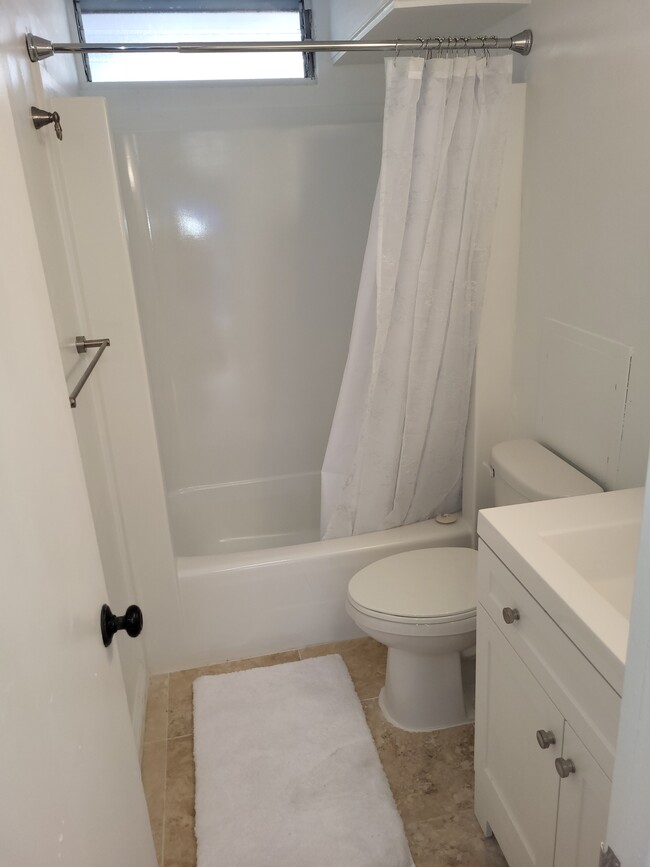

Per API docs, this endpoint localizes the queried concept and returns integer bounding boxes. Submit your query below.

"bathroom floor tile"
[404,810,508,867]
[141,739,167,865]
[164,735,196,867]
[299,637,387,701]
[167,650,300,739]
[144,674,170,744]
[145,643,505,867]
[363,700,475,823]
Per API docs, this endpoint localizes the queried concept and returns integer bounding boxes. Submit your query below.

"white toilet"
[346,439,603,732]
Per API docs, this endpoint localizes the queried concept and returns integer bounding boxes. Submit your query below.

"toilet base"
[379,646,469,732]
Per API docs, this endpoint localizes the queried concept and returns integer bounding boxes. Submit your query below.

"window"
[73,1,314,83]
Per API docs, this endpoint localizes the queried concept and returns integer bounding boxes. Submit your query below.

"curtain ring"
[394,39,401,66]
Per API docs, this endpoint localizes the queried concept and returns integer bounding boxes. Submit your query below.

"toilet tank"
[491,440,603,506]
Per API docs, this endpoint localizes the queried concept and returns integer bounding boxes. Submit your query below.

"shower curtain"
[321,54,513,540]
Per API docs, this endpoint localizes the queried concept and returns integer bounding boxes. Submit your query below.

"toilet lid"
[348,548,477,619]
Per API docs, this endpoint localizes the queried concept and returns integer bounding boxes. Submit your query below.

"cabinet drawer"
[478,541,619,777]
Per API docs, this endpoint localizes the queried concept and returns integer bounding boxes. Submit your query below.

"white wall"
[89,2,386,520]
[0,3,78,361]
[501,1,650,489]
[463,84,526,531]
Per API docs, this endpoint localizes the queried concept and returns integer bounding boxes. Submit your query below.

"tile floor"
[141,637,507,867]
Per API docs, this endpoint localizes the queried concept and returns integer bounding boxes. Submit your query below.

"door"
[0,61,156,866]
[474,607,563,867]
[554,723,610,867]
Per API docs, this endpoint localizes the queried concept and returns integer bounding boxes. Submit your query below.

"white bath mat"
[193,654,414,867]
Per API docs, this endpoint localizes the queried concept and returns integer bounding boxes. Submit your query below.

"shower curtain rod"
[26,29,532,62]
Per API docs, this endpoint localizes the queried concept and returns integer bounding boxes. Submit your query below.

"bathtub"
[175,496,474,669]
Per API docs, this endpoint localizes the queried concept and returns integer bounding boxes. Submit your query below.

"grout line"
[167,732,193,743]
[163,674,170,740]
[160,674,169,867]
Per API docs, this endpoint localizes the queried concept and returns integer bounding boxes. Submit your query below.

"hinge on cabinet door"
[599,844,621,867]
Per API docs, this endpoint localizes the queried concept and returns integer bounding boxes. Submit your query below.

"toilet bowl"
[346,547,477,732]
[346,439,604,732]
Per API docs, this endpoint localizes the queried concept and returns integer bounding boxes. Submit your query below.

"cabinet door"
[554,723,611,867]
[475,607,564,867]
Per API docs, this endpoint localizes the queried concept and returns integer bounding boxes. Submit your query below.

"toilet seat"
[347,547,477,624]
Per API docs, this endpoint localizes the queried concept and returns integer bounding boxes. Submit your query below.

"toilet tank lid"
[491,440,603,501]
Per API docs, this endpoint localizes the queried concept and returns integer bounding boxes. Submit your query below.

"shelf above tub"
[329,0,531,64]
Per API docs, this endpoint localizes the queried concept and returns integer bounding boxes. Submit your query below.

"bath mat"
[193,654,414,867]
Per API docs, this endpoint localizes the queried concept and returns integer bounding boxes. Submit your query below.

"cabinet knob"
[555,757,576,779]
[502,606,520,624]
[536,729,557,750]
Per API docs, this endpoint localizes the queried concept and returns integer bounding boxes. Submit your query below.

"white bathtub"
[176,511,473,669]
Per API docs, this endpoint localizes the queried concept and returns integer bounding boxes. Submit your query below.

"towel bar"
[69,335,110,408]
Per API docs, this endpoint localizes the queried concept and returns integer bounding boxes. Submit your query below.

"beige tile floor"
[141,638,507,867]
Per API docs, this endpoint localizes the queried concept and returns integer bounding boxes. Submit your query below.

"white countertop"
[478,488,644,696]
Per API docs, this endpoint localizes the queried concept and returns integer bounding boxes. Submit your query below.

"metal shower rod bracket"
[26,30,532,62]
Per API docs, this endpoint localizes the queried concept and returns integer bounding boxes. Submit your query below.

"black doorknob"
[101,603,143,647]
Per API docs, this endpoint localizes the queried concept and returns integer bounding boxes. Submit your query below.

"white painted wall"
[463,84,526,532]
[0,3,78,359]
[89,2,386,543]
[499,0,650,489]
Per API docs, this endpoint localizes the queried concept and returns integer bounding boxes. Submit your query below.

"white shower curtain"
[321,54,513,540]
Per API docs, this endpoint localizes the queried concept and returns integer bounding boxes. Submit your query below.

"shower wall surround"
[126,120,380,552]
[96,12,385,554]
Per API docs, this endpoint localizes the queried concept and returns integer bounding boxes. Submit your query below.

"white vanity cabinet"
[475,542,620,867]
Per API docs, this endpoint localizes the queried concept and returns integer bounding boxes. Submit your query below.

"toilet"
[346,439,603,732]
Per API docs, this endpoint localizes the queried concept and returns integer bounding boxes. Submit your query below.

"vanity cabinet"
[475,542,619,867]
